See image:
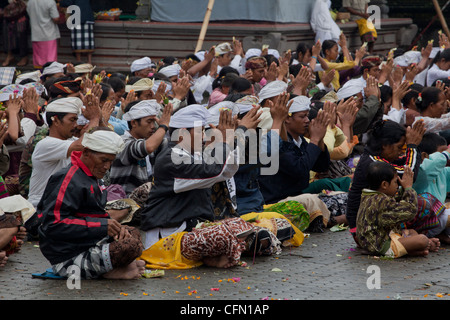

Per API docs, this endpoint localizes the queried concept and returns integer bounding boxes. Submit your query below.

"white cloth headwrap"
[131,57,152,73]
[46,97,83,114]
[195,51,206,62]
[244,48,279,59]
[258,80,288,102]
[125,78,155,92]
[169,104,209,128]
[15,70,42,84]
[289,95,311,113]
[245,48,262,60]
[394,51,422,67]
[215,42,232,56]
[159,64,181,78]
[42,62,65,76]
[0,195,35,224]
[82,130,125,155]
[337,77,366,100]
[207,101,239,127]
[74,63,96,74]
[122,99,161,121]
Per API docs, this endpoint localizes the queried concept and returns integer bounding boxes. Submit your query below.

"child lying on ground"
[356,162,440,258]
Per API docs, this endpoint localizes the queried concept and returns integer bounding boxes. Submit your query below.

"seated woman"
[413,86,450,134]
[346,119,426,246]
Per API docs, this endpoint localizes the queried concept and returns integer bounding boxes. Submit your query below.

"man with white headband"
[36,127,146,280]
[139,104,249,250]
[27,95,102,208]
[130,57,154,78]
[125,77,155,101]
[109,99,172,195]
[158,64,182,82]
[41,61,65,82]
[258,95,331,205]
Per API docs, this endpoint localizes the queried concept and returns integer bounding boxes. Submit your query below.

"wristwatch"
[159,124,169,132]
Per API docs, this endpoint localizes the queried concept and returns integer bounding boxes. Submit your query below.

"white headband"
[289,95,311,114]
[131,57,152,73]
[122,99,161,121]
[125,78,155,93]
[169,104,209,128]
[159,64,181,78]
[258,80,288,102]
[46,97,83,114]
[42,62,65,76]
[82,130,125,155]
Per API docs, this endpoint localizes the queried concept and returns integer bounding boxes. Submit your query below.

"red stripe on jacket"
[52,163,101,228]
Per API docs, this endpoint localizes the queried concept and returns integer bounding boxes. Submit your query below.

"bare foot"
[0,251,8,267]
[17,57,28,67]
[203,255,236,268]
[429,238,440,252]
[102,259,146,280]
[2,54,14,67]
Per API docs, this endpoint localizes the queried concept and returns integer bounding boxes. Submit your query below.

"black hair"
[185,53,201,63]
[366,120,406,155]
[379,85,393,104]
[321,40,338,58]
[366,161,397,190]
[230,77,252,94]
[308,101,324,121]
[45,112,67,127]
[223,92,247,102]
[418,132,447,155]
[109,73,127,82]
[211,66,239,90]
[295,42,312,61]
[289,64,304,78]
[401,84,423,107]
[431,77,450,88]
[105,76,125,93]
[161,56,177,65]
[415,87,444,113]
[100,82,112,103]
[263,54,279,67]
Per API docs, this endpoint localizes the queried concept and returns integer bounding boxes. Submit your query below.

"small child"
[356,162,440,258]
[413,132,450,243]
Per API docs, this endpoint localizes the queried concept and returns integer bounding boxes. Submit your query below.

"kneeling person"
[37,128,145,279]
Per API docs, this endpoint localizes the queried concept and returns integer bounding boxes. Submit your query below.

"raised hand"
[398,165,414,189]
[238,105,262,130]
[364,75,380,99]
[158,102,172,127]
[22,87,40,115]
[172,76,191,101]
[337,99,358,128]
[406,119,426,146]
[308,108,331,150]
[290,66,311,96]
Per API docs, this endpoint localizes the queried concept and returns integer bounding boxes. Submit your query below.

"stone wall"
[54,18,416,73]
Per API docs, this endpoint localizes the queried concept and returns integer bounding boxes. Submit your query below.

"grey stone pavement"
[1,228,450,304]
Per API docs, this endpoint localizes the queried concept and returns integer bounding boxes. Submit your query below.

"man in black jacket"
[140,104,261,250]
[37,128,146,280]
[259,95,331,204]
